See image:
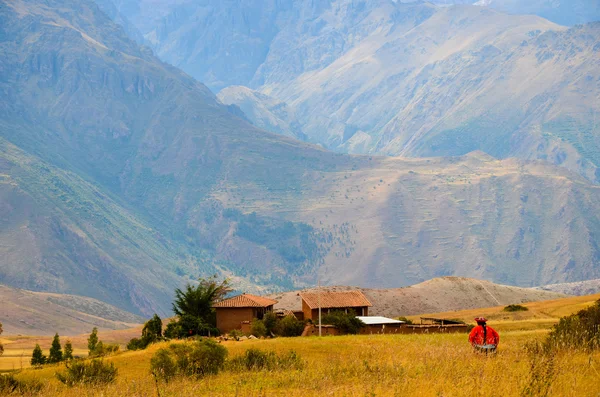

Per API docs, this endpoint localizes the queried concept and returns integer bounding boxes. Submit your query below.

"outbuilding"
[213,293,278,334]
[300,290,372,321]
[357,316,404,334]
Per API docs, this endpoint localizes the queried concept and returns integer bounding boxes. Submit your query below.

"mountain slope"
[538,279,600,296]
[2,0,600,316]
[270,277,568,317]
[0,284,143,335]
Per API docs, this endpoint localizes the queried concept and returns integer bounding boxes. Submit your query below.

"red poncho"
[469,325,500,346]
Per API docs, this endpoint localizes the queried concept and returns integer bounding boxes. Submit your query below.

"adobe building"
[299,290,372,321]
[213,293,277,334]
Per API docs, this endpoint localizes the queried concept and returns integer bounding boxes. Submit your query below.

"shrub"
[150,339,227,381]
[251,319,267,337]
[56,359,118,386]
[164,315,220,339]
[263,311,278,336]
[275,315,305,337]
[320,310,365,334]
[229,329,243,340]
[228,348,303,371]
[0,374,42,395]
[150,348,177,383]
[504,304,529,312]
[164,319,182,340]
[90,341,120,358]
[31,344,47,367]
[126,338,146,351]
[546,299,600,351]
[397,316,413,325]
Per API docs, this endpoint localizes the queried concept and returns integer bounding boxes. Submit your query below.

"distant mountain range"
[107,1,600,185]
[2,0,600,316]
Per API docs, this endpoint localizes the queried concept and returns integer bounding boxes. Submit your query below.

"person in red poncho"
[469,317,499,353]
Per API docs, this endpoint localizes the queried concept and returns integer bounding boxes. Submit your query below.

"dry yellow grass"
[5,294,600,396]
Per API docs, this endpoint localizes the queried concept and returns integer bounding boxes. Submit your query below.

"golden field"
[3,294,600,397]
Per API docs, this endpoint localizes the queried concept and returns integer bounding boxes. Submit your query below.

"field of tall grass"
[5,294,600,396]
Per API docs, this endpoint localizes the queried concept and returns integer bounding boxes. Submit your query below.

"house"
[299,290,372,321]
[357,316,404,335]
[213,293,278,334]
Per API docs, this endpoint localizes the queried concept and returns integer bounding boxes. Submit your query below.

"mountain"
[270,277,568,317]
[110,1,600,184]
[0,284,143,335]
[2,0,600,317]
[217,86,307,141]
[538,279,600,296]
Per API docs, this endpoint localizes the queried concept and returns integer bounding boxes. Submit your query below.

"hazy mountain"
[106,1,600,184]
[538,279,600,296]
[3,0,600,316]
[217,86,307,140]
[474,0,600,26]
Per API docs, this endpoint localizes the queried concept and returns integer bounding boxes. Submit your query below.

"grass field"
[3,294,600,396]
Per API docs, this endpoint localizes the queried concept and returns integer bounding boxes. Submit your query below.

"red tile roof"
[300,290,372,309]
[213,293,278,308]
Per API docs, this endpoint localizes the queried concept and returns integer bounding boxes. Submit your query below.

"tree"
[31,344,46,366]
[0,321,3,357]
[320,310,365,335]
[64,340,74,360]
[88,327,99,355]
[263,311,278,336]
[172,276,232,326]
[48,333,63,363]
[142,314,163,344]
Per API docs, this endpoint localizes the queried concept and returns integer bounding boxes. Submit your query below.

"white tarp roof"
[357,316,405,325]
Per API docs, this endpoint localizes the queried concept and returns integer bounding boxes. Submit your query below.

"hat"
[474,317,487,323]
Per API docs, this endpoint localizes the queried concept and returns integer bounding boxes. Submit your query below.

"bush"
[504,304,529,312]
[150,339,227,381]
[0,374,42,395]
[90,341,120,358]
[126,338,146,351]
[546,299,600,351]
[263,311,278,336]
[56,359,118,386]
[397,316,413,325]
[163,315,220,339]
[150,348,177,383]
[275,315,305,337]
[228,348,303,371]
[251,319,267,337]
[320,310,365,334]
[229,329,243,340]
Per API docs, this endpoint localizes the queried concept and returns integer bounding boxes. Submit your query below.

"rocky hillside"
[538,279,600,296]
[111,1,600,183]
[0,284,143,335]
[2,0,600,316]
[270,277,567,318]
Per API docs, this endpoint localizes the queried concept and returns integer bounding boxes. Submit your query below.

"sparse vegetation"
[228,348,303,371]
[0,374,42,395]
[504,304,529,312]
[545,299,600,351]
[56,359,118,386]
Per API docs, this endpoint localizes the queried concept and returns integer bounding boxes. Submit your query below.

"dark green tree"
[142,314,163,344]
[88,327,99,355]
[31,344,46,366]
[172,276,231,326]
[64,340,74,360]
[263,311,278,336]
[320,310,365,335]
[48,333,63,363]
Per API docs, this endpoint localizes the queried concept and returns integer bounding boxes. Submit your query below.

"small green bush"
[275,315,305,337]
[56,359,118,386]
[397,317,413,325]
[228,348,303,371]
[150,339,227,381]
[504,304,529,312]
[263,312,278,336]
[229,329,243,340]
[0,375,42,395]
[251,319,267,337]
